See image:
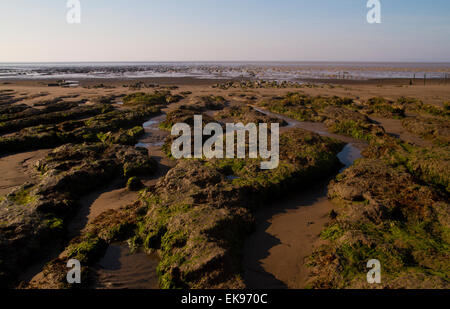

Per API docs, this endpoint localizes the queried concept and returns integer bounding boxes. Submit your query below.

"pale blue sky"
[1,0,449,62]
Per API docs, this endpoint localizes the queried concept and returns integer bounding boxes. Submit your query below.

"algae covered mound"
[360,97,406,118]
[122,91,170,106]
[322,106,385,141]
[0,91,175,155]
[307,158,449,289]
[217,105,288,126]
[159,109,216,131]
[257,92,385,141]
[0,105,161,154]
[402,116,450,146]
[0,142,157,287]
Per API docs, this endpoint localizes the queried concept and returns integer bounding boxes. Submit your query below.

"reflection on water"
[337,144,362,169]
[95,244,160,289]
[135,114,168,148]
[142,119,159,128]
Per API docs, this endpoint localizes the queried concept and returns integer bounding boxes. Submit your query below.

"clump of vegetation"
[402,116,449,146]
[0,104,160,154]
[7,186,36,205]
[97,126,145,145]
[328,120,374,141]
[260,93,352,122]
[218,105,287,126]
[123,92,168,106]
[364,97,406,118]
[43,217,64,232]
[67,236,108,264]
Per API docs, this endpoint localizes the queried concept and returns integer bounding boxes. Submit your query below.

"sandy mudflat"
[243,180,335,288]
[0,150,49,196]
[1,75,449,289]
[2,77,449,108]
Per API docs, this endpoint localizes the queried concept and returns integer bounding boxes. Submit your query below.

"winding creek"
[243,107,367,288]
[92,112,173,289]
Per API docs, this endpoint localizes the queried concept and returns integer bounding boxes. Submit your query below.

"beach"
[0,67,449,289]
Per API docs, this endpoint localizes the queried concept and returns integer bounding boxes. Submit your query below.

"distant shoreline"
[1,62,450,82]
[1,76,449,87]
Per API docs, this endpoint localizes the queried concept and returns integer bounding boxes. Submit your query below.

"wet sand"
[68,179,139,238]
[243,179,335,288]
[94,245,159,289]
[1,75,447,289]
[91,112,174,289]
[0,149,49,196]
[2,77,450,109]
[370,116,433,147]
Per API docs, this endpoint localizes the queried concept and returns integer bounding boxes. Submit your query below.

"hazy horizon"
[1,0,450,62]
[2,61,450,64]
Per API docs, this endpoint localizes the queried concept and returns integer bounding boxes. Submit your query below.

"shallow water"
[94,245,159,289]
[93,113,171,289]
[135,114,168,148]
[1,62,449,81]
[337,144,362,170]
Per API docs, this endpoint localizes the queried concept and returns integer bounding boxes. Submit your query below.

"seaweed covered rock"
[405,146,450,194]
[402,116,450,146]
[0,105,161,154]
[0,104,111,134]
[322,106,385,141]
[259,93,333,122]
[361,97,406,118]
[25,200,145,289]
[257,93,385,141]
[123,91,169,106]
[217,105,288,126]
[159,109,216,131]
[308,158,450,289]
[0,143,156,287]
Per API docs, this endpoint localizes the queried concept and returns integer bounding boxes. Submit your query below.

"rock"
[127,177,143,191]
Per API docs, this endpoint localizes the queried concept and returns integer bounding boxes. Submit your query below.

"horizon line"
[1,60,450,64]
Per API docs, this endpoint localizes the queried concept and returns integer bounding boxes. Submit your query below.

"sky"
[1,0,450,62]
